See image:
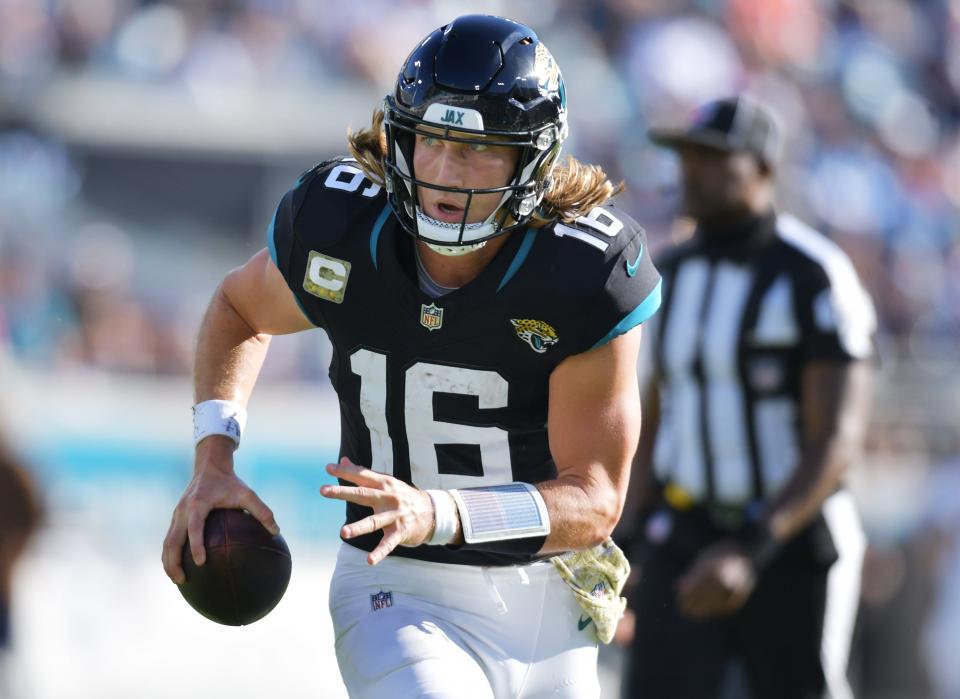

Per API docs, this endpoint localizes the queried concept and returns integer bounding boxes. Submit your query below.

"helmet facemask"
[383,98,566,253]
[382,15,568,254]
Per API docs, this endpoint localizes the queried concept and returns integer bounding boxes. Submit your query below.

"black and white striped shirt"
[644,211,875,507]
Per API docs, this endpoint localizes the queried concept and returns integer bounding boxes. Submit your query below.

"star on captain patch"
[420,302,444,331]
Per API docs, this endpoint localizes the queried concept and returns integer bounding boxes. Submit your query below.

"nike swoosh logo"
[577,616,593,631]
[626,244,644,277]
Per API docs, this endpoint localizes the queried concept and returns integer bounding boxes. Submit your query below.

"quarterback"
[162,15,660,698]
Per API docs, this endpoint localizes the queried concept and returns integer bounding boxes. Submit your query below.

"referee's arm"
[675,359,873,620]
[758,359,873,545]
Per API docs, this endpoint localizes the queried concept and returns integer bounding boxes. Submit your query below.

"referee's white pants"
[328,543,599,699]
[822,490,867,699]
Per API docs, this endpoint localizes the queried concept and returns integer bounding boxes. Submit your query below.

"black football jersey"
[269,158,661,566]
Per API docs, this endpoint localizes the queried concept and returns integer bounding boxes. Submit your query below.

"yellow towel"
[551,538,630,644]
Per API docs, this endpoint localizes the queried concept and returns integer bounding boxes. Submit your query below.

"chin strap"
[423,241,488,256]
[415,208,493,255]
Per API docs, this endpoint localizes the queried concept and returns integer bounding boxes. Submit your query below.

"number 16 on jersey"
[349,349,513,490]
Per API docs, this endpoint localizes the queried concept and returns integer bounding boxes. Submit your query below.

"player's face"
[678,145,767,222]
[413,129,520,224]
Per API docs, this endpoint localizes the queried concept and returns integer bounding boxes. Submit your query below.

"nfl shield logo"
[420,303,444,331]
[370,590,393,612]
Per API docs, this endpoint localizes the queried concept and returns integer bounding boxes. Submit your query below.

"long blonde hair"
[347,109,623,226]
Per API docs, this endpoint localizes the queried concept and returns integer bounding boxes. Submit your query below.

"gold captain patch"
[510,319,559,353]
[303,251,350,304]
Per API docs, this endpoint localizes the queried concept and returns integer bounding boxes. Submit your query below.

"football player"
[162,15,660,698]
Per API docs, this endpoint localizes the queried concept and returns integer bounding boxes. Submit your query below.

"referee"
[619,97,875,699]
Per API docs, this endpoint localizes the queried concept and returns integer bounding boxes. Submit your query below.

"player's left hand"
[320,457,435,565]
[675,540,756,619]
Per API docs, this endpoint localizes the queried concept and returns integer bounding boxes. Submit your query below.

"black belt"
[660,481,759,531]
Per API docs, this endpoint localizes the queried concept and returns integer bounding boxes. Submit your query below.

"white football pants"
[328,543,599,699]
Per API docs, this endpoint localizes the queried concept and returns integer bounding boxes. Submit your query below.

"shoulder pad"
[549,202,641,261]
[290,157,386,246]
[535,202,647,298]
[268,156,386,279]
[537,202,661,353]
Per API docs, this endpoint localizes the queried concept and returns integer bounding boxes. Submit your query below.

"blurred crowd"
[0,0,957,376]
[1,0,958,374]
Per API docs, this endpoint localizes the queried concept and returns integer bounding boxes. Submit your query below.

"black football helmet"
[383,15,568,253]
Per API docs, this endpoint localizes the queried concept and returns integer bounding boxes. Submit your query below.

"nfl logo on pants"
[370,590,393,611]
[420,303,444,331]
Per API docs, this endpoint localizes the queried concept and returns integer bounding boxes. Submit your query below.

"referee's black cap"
[648,96,782,169]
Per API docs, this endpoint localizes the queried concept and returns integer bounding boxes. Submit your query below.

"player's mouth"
[427,199,467,223]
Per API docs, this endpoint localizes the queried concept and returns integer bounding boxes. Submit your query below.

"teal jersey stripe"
[497,228,537,292]
[290,288,312,322]
[591,279,662,350]
[265,206,314,324]
[266,214,278,266]
[369,204,393,270]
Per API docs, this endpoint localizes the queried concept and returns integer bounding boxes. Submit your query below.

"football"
[179,508,292,626]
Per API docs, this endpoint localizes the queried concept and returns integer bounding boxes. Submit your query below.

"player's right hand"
[161,436,279,585]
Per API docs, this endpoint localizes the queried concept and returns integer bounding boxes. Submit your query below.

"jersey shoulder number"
[551,203,630,255]
[293,157,384,245]
[545,202,662,352]
[268,157,384,274]
[312,157,383,200]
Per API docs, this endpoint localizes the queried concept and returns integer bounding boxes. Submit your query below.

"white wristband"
[425,490,458,546]
[192,400,247,449]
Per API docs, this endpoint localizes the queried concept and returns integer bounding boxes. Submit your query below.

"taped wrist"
[192,399,247,450]
[448,483,550,555]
